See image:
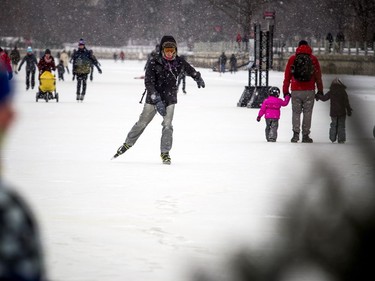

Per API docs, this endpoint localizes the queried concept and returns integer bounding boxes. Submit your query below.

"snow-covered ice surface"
[3,59,375,281]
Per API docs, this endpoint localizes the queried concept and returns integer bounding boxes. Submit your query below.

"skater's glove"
[8,72,13,80]
[156,100,167,116]
[256,116,261,122]
[347,109,353,116]
[283,92,291,98]
[193,72,205,88]
[151,94,167,116]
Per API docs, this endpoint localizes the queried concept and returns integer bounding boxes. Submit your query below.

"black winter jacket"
[72,48,100,75]
[18,54,38,72]
[319,79,352,117]
[145,55,198,106]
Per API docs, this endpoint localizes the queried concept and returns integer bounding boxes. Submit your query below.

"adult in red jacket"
[283,40,323,143]
[0,47,13,80]
[37,49,56,76]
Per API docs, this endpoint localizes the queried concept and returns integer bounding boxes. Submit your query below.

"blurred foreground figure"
[0,64,46,280]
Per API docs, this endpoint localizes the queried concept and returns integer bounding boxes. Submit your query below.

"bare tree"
[204,0,264,36]
[350,0,375,41]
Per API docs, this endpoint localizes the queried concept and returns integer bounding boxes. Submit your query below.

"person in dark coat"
[218,52,227,74]
[89,50,100,81]
[9,46,21,74]
[177,54,187,94]
[326,32,334,53]
[71,39,102,101]
[229,54,237,74]
[112,35,205,164]
[57,59,65,81]
[0,65,47,281]
[18,46,38,90]
[37,49,56,75]
[336,32,345,53]
[316,78,352,143]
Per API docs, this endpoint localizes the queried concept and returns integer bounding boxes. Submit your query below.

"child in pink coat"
[257,87,291,142]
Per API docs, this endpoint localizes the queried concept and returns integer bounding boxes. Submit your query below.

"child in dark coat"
[57,60,65,81]
[316,78,352,143]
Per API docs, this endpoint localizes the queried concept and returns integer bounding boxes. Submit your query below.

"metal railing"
[193,40,375,57]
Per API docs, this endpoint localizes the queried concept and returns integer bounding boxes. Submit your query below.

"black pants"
[26,70,36,88]
[76,74,88,95]
[330,115,346,142]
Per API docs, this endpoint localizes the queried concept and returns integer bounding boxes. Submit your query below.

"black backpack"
[291,53,314,82]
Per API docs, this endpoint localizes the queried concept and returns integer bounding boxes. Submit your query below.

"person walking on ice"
[316,78,353,143]
[256,87,290,142]
[112,35,205,164]
[283,40,323,143]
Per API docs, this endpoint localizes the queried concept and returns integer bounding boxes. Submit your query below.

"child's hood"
[330,77,346,90]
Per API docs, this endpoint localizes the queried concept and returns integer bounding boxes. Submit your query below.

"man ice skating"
[71,39,102,101]
[18,46,38,90]
[112,35,205,164]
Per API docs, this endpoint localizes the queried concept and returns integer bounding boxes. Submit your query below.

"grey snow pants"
[291,90,315,135]
[125,103,175,153]
[265,118,279,141]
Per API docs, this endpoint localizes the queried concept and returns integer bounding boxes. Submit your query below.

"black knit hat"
[45,49,51,54]
[298,40,309,46]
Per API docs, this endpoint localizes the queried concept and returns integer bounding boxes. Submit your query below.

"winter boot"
[112,143,132,159]
[161,152,171,165]
[302,134,313,143]
[291,131,299,143]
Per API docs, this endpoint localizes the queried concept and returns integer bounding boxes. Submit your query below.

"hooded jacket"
[257,95,290,120]
[282,44,323,94]
[319,78,352,117]
[144,35,199,106]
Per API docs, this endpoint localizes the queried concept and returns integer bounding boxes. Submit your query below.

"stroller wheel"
[36,92,39,102]
[56,93,59,103]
